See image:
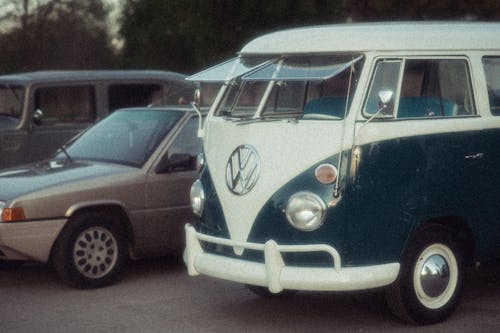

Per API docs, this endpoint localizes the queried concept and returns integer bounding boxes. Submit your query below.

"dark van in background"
[0,70,195,169]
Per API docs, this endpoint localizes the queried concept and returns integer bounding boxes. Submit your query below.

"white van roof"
[240,22,500,55]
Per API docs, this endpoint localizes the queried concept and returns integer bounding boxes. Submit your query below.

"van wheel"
[386,227,463,325]
[53,212,127,289]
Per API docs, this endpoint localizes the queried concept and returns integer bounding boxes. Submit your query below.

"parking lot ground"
[1,257,500,333]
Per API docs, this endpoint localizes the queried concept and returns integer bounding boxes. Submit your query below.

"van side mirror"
[33,109,43,125]
[378,90,394,115]
[156,153,194,173]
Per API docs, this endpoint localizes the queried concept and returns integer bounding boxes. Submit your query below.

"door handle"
[465,153,484,160]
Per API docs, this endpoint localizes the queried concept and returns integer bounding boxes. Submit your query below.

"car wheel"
[53,212,127,289]
[386,226,464,325]
[246,285,297,298]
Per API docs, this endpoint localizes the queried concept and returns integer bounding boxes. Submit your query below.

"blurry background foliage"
[0,0,499,75]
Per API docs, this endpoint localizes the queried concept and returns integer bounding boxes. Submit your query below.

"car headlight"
[195,153,205,173]
[285,191,326,231]
[190,180,205,217]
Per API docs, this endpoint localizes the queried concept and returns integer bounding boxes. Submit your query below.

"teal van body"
[184,22,500,324]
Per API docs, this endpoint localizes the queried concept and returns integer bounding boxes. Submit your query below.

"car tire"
[386,226,464,325]
[52,212,127,289]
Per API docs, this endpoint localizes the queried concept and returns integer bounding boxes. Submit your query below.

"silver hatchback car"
[0,106,202,288]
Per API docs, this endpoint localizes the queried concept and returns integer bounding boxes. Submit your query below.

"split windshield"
[191,55,363,120]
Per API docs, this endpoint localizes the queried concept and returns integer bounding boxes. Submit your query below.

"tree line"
[0,0,499,75]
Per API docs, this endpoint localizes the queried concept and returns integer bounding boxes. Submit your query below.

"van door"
[477,56,500,257]
[28,85,96,163]
[348,57,486,264]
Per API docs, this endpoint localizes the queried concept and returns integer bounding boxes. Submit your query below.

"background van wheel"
[53,212,127,289]
[386,227,464,325]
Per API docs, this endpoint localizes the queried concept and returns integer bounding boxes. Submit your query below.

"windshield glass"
[0,85,24,128]
[188,56,275,82]
[216,55,363,119]
[64,109,184,167]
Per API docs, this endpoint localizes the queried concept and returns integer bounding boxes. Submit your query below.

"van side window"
[364,60,401,115]
[399,59,475,117]
[482,57,500,116]
[34,85,96,123]
[365,58,475,118]
[108,84,163,111]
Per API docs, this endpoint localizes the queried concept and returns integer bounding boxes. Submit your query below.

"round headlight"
[285,192,326,231]
[195,153,205,173]
[190,180,205,217]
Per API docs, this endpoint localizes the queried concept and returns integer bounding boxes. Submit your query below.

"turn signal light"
[1,207,26,222]
[315,163,338,184]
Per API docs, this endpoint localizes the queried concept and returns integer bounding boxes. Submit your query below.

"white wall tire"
[386,226,464,325]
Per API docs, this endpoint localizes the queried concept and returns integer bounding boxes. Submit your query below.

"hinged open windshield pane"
[187,57,276,82]
[242,55,363,81]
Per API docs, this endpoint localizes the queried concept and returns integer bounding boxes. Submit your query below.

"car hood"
[0,159,136,200]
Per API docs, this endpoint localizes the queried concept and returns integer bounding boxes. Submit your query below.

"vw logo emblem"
[225,145,260,195]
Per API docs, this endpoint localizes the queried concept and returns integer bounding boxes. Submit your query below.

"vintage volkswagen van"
[184,22,500,324]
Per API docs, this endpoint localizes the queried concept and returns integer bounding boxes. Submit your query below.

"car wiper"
[57,145,73,164]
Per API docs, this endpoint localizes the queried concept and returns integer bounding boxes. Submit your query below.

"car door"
[142,115,202,255]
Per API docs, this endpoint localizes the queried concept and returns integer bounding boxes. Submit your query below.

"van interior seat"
[303,96,347,118]
[398,96,457,118]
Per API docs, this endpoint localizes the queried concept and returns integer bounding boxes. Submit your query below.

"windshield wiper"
[57,145,73,164]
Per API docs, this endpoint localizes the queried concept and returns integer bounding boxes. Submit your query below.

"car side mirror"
[33,109,43,125]
[156,153,194,173]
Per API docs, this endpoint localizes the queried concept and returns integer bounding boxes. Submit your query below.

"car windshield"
[64,109,184,167]
[0,84,24,128]
[214,55,363,120]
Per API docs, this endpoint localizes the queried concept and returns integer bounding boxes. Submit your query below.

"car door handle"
[465,153,484,160]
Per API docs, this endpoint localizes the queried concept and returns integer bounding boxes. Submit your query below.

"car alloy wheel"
[73,226,119,279]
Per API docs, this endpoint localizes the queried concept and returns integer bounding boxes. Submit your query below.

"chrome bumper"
[184,224,400,293]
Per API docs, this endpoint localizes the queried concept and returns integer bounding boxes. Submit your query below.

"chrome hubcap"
[419,254,450,297]
[73,226,118,279]
[413,243,458,309]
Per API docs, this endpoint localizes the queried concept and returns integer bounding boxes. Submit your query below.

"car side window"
[34,85,96,123]
[166,117,202,171]
[364,58,475,118]
[482,57,500,116]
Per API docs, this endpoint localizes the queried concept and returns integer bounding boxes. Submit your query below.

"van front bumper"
[184,224,400,293]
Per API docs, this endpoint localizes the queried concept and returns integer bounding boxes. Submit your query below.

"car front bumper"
[0,219,67,262]
[184,224,400,293]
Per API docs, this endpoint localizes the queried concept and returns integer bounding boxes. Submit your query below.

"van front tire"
[386,227,463,325]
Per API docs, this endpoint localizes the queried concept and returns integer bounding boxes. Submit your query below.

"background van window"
[34,85,95,123]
